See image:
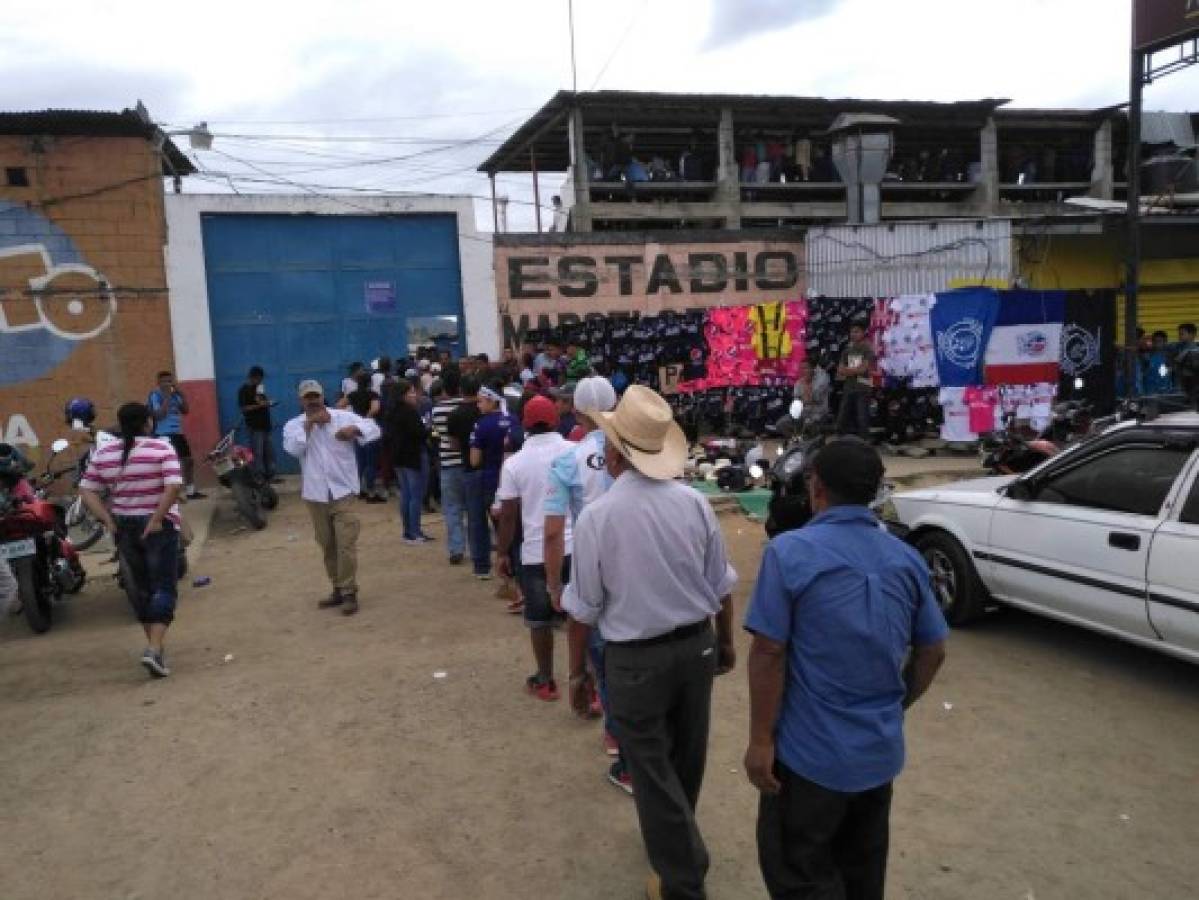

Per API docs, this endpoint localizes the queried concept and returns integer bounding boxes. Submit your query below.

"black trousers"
[606,624,716,900]
[757,763,892,900]
[836,391,871,439]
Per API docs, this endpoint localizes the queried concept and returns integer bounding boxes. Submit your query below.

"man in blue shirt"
[149,370,204,499]
[743,438,947,900]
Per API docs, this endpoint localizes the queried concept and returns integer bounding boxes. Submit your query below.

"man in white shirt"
[564,385,736,900]
[283,379,380,616]
[495,395,573,702]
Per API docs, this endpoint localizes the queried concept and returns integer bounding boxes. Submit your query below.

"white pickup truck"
[890,412,1199,664]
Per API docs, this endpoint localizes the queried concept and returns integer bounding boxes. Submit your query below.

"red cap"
[522,394,559,430]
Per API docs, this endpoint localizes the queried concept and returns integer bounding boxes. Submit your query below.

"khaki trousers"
[305,495,361,594]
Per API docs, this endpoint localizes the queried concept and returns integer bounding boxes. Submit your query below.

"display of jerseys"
[997,383,1058,432]
[930,288,1000,387]
[751,301,793,360]
[983,290,1065,385]
[1058,290,1117,411]
[804,296,879,370]
[963,386,1001,434]
[880,294,939,388]
[937,387,975,442]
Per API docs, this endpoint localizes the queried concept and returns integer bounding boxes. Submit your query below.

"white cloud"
[2,0,1194,230]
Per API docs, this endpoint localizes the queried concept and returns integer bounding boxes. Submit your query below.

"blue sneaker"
[141,649,170,678]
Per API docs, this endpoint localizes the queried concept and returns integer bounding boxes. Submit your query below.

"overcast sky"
[4,0,1195,230]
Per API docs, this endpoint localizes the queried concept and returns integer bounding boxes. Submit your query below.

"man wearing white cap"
[543,376,631,792]
[565,385,737,900]
[283,379,380,616]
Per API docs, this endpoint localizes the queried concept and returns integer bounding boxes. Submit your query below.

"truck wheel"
[914,531,985,626]
[14,558,51,634]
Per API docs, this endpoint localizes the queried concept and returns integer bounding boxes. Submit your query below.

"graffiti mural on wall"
[0,201,117,386]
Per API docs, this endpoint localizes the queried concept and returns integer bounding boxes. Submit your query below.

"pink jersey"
[80,437,183,524]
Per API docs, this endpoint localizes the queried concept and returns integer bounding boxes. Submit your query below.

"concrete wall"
[0,135,173,460]
[163,193,495,456]
[494,231,804,347]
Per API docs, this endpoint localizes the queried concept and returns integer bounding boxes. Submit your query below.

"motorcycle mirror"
[748,464,764,480]
[50,438,70,455]
[789,400,804,420]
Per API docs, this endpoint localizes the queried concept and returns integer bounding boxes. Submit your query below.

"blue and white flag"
[931,288,1000,387]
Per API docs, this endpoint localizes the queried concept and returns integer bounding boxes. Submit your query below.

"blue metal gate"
[202,213,464,472]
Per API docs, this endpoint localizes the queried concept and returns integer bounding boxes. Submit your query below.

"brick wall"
[0,134,175,463]
[494,233,805,348]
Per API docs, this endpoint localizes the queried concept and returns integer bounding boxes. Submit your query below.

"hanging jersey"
[752,301,792,360]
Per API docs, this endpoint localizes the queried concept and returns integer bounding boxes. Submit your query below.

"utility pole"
[568,0,578,92]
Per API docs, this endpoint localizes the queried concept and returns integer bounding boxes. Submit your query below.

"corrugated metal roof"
[0,107,195,175]
[806,219,1013,297]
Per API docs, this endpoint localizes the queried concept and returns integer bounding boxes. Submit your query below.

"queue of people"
[58,340,951,900]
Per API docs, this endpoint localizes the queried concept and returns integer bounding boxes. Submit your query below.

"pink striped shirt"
[80,437,184,523]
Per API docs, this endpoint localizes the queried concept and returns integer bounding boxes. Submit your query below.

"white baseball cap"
[573,376,618,415]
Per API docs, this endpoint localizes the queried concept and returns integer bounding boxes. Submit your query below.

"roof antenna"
[568,0,578,93]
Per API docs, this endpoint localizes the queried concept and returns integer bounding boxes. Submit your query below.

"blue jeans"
[249,429,276,479]
[588,629,613,732]
[398,459,427,540]
[355,439,380,493]
[440,465,466,558]
[115,516,180,626]
[463,470,493,574]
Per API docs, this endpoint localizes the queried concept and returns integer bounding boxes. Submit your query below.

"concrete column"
[976,117,1000,215]
[716,107,742,229]
[1090,118,1114,200]
[567,104,592,232]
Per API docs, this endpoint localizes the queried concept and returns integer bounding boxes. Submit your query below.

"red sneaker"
[525,676,560,702]
[607,762,633,795]
[587,686,603,719]
[602,731,620,757]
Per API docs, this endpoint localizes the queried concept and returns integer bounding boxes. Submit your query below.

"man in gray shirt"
[565,385,737,900]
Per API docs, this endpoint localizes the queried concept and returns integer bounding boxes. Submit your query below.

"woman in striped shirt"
[80,402,184,678]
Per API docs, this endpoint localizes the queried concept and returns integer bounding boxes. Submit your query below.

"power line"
[159,108,537,127]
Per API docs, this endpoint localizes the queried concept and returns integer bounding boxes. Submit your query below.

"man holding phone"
[283,379,380,617]
[149,370,204,499]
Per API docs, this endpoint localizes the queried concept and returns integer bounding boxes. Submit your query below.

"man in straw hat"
[283,379,380,617]
[564,385,737,900]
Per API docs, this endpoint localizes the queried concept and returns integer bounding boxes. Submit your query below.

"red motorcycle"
[1,438,87,633]
[206,426,278,530]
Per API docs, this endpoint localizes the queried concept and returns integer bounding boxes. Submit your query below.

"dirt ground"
[2,474,1198,900]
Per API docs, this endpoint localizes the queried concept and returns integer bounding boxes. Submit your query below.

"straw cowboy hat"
[596,385,687,480]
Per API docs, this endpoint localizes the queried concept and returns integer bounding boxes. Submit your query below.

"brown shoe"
[645,873,662,900]
[318,590,343,609]
[341,594,359,616]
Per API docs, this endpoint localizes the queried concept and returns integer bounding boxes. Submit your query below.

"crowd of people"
[1118,322,1199,404]
[268,342,949,900]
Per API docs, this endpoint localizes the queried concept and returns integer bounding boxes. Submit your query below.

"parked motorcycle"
[0,439,86,634]
[981,401,1091,475]
[764,402,830,537]
[206,426,278,529]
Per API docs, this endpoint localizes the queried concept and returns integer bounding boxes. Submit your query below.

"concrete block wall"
[0,134,175,462]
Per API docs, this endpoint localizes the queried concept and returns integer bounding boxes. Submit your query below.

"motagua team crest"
[0,201,117,386]
[937,318,985,369]
[1060,324,1100,377]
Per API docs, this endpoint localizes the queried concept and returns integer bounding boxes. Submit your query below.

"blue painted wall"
[202,213,464,472]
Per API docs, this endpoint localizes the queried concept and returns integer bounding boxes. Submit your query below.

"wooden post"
[532,146,542,233]
[489,172,499,233]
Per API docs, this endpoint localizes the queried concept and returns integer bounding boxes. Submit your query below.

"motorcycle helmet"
[0,443,33,486]
[64,396,96,427]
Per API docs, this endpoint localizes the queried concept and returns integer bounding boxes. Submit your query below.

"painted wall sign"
[0,202,117,386]
[495,237,804,347]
